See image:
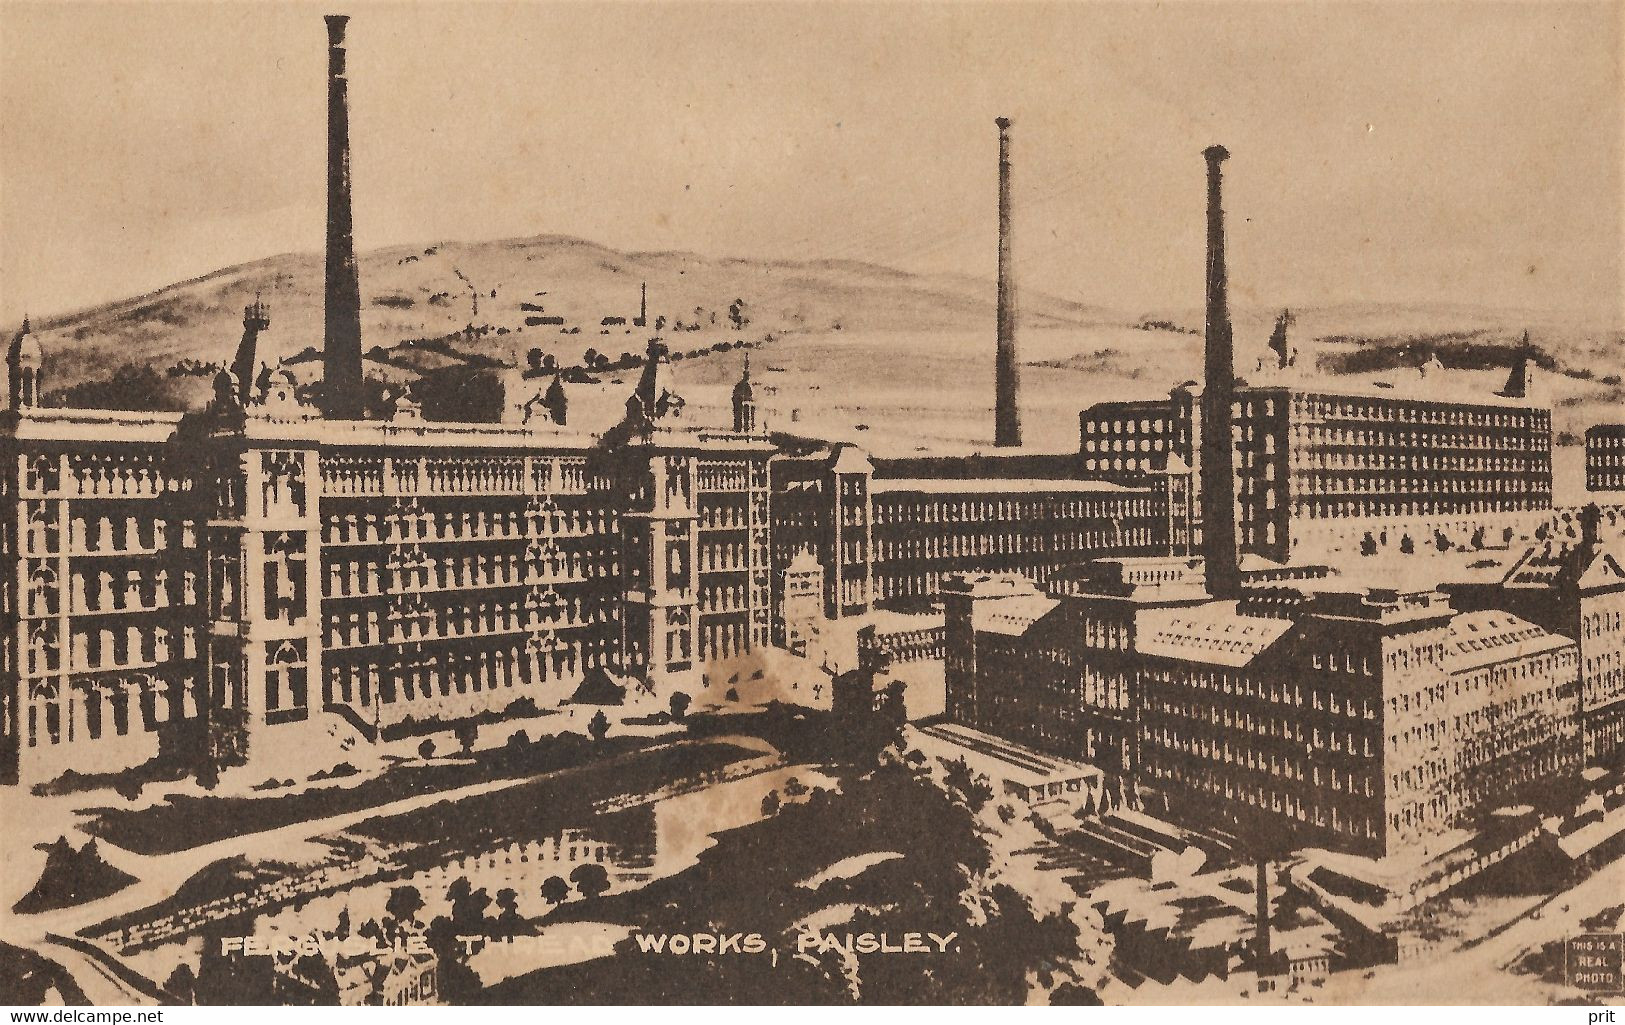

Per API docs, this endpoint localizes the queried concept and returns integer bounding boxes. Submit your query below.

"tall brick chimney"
[994,117,1021,448]
[322,14,364,420]
[1200,145,1239,596]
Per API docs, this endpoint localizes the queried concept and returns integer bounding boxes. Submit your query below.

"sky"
[2,0,1621,325]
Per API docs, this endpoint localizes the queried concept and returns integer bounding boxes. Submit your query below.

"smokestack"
[1500,330,1533,398]
[994,117,1021,448]
[1200,145,1239,595]
[322,14,364,420]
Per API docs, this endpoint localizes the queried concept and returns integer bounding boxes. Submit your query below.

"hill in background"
[19,233,1113,405]
[8,235,1620,489]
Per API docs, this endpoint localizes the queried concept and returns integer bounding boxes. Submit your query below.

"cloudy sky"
[2,0,1620,324]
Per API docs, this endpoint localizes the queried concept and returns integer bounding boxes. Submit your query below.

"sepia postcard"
[1,0,1623,1009]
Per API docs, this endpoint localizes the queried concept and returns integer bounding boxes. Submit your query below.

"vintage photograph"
[1,0,1622,1008]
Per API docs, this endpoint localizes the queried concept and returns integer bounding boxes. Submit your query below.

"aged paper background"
[1,0,1622,1007]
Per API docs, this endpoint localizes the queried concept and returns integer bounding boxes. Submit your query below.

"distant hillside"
[7,239,1619,470]
[14,234,1117,401]
[1133,301,1622,382]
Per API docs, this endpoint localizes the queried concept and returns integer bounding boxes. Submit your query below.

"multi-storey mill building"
[0,314,774,786]
[1447,503,1625,765]
[0,16,1184,788]
[945,143,1594,867]
[769,445,1172,621]
[1080,372,1554,565]
[0,12,785,787]
[0,318,1167,792]
[1588,424,1625,494]
[1,321,209,785]
[945,562,1581,859]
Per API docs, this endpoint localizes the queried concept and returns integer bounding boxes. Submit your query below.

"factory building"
[770,448,1171,619]
[4,16,1606,816]
[945,565,1581,859]
[1447,503,1625,765]
[0,318,778,786]
[1587,424,1625,493]
[944,142,1600,872]
[1080,379,1552,565]
[0,18,1176,788]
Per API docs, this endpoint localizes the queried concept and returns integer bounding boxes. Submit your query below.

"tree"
[449,883,493,935]
[761,790,781,817]
[51,362,188,413]
[526,348,545,373]
[493,887,523,938]
[382,885,425,947]
[454,720,478,754]
[385,884,425,926]
[942,756,994,813]
[1400,534,1415,555]
[588,709,610,744]
[1360,532,1378,557]
[570,862,611,900]
[728,299,750,332]
[163,964,196,1004]
[540,875,570,907]
[1050,982,1104,1005]
[412,365,505,422]
[583,347,600,368]
[668,691,691,721]
[655,315,667,331]
[418,738,436,760]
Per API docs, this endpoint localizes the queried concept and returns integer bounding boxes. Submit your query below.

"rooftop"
[871,476,1132,495]
[1134,601,1294,668]
[1441,609,1571,674]
[1241,365,1550,411]
[976,595,1061,635]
